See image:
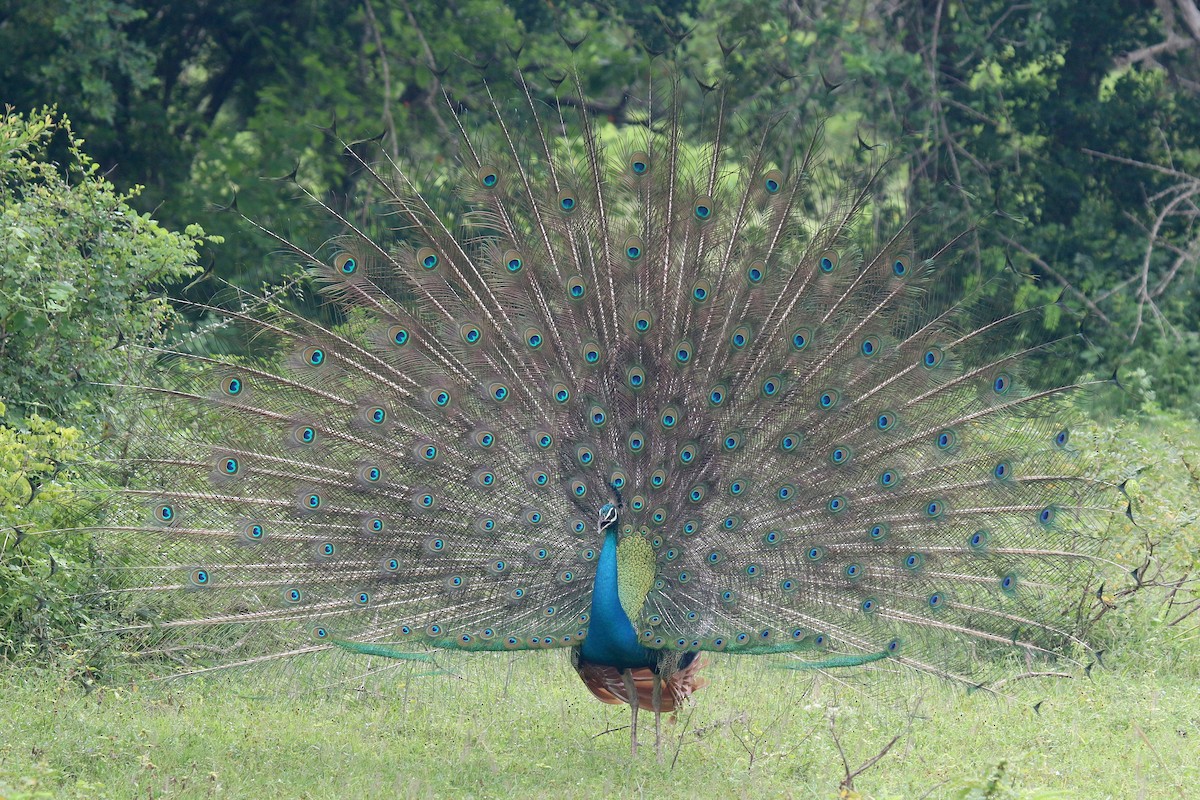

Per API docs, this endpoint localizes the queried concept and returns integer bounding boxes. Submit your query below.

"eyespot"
[557,189,577,213]
[791,327,811,351]
[627,430,646,453]
[651,507,666,525]
[624,235,644,260]
[659,406,680,429]
[879,469,901,488]
[190,568,210,587]
[429,389,451,408]
[382,326,411,352]
[581,341,601,365]
[302,346,326,367]
[722,432,741,451]
[674,341,693,364]
[243,522,265,542]
[925,499,944,518]
[844,563,862,579]
[903,553,924,571]
[527,469,549,487]
[779,432,801,452]
[691,280,711,303]
[708,384,727,406]
[722,515,741,530]
[284,588,303,604]
[763,530,782,545]
[877,411,897,431]
[474,430,496,449]
[478,165,499,188]
[221,375,243,396]
[679,443,698,465]
[993,373,1012,394]
[860,337,879,357]
[761,375,782,397]
[626,365,647,390]
[532,430,553,450]
[869,523,889,541]
[829,445,850,465]
[828,496,847,513]
[566,275,586,300]
[1038,506,1056,525]
[818,250,839,273]
[502,249,524,273]
[683,520,698,536]
[993,461,1012,480]
[364,517,384,534]
[688,485,706,503]
[632,309,653,334]
[928,592,944,609]
[628,152,650,175]
[359,465,383,483]
[570,479,588,498]
[219,456,240,476]
[807,546,824,562]
[923,347,944,368]
[730,325,751,350]
[317,541,336,558]
[819,390,840,410]
[1054,429,1070,447]
[575,445,595,467]
[936,429,957,450]
[473,469,496,488]
[892,258,908,277]
[968,529,990,550]
[477,517,496,533]
[693,195,713,220]
[153,503,176,524]
[459,322,482,345]
[588,404,608,427]
[763,169,783,194]
[729,479,747,496]
[334,253,358,275]
[746,260,766,285]
[551,383,570,404]
[777,484,794,501]
[416,247,439,270]
[650,469,666,488]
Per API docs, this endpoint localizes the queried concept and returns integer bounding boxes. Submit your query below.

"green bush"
[0,107,212,423]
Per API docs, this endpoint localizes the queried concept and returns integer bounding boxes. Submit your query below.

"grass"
[2,643,1198,800]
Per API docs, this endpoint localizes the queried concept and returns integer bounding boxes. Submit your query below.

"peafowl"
[100,59,1112,756]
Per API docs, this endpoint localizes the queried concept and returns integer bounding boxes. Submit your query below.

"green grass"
[2,646,1198,799]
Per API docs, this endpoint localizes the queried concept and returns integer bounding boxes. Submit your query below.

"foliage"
[0,108,211,422]
[0,401,102,669]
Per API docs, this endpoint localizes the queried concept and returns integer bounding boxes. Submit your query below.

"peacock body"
[103,60,1109,753]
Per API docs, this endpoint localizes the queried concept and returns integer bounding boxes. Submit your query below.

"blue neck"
[579,530,655,669]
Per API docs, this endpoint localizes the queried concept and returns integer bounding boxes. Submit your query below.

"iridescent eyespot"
[557,189,577,213]
[763,169,783,194]
[632,309,653,334]
[674,341,693,364]
[533,431,553,449]
[936,429,957,450]
[693,195,713,220]
[764,530,782,545]
[1055,429,1070,447]
[416,247,439,270]
[819,390,839,409]
[575,445,594,466]
[993,462,1011,480]
[552,383,570,404]
[503,249,524,273]
[925,499,944,518]
[624,235,644,260]
[626,366,646,390]
[688,485,706,503]
[807,546,824,561]
[589,405,608,427]
[861,337,879,357]
[828,496,847,513]
[318,541,336,557]
[334,253,358,275]
[284,588,303,604]
[303,346,326,367]
[779,433,800,452]
[430,390,451,407]
[304,493,322,510]
[360,465,382,483]
[683,520,698,536]
[844,563,862,579]
[791,327,811,350]
[190,568,210,586]
[154,503,175,523]
[244,523,265,541]
[488,382,509,402]
[879,469,900,487]
[650,469,666,488]
[761,375,781,397]
[777,484,794,501]
[478,166,499,188]
[892,258,908,277]
[691,280,711,303]
[968,529,990,550]
[629,152,649,175]
[221,457,239,475]
[993,373,1012,394]
[731,325,751,349]
[818,250,838,273]
[659,406,680,429]
[570,480,588,498]
[460,323,482,345]
[566,275,586,299]
[729,480,746,496]
[474,430,495,448]
[387,325,410,347]
[365,518,384,534]
[746,260,766,285]
[627,431,645,452]
[877,412,896,431]
[723,433,741,451]
[355,591,371,605]
[829,446,850,465]
[368,406,386,424]
[581,342,601,364]
[679,443,698,464]
[928,593,944,609]
[708,385,727,406]
[221,376,243,396]
[869,523,889,541]
[1001,573,1017,593]
[923,347,944,368]
[474,469,496,488]
[904,553,924,570]
[1038,506,1056,525]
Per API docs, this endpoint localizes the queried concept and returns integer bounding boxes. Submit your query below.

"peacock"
[97,56,1113,757]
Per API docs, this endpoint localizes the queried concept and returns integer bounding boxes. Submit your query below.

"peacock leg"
[622,669,639,756]
[652,673,664,762]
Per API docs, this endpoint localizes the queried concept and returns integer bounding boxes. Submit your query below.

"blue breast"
[579,531,656,669]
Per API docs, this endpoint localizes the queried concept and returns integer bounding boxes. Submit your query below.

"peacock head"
[599,503,620,533]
